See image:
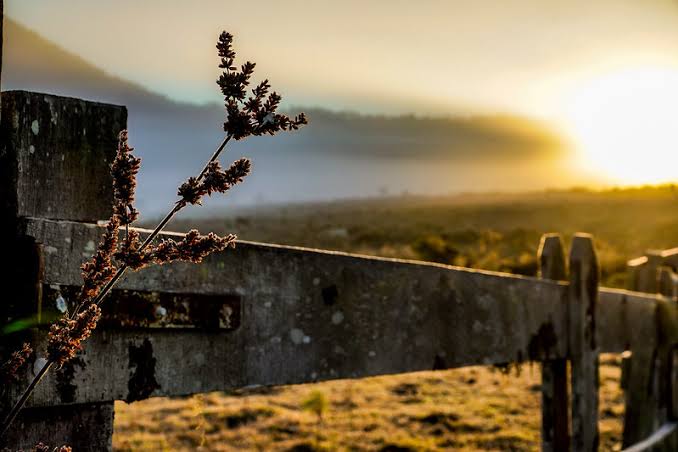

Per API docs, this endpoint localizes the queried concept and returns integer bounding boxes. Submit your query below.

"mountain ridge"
[2,17,563,141]
[1,17,575,213]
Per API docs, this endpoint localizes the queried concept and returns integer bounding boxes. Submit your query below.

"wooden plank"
[623,339,678,449]
[0,86,123,451]
[598,286,660,448]
[2,402,113,452]
[597,287,678,449]
[8,218,570,407]
[568,234,600,452]
[41,285,241,331]
[537,233,569,452]
[597,288,658,354]
[622,344,662,448]
[620,265,678,449]
[0,91,126,225]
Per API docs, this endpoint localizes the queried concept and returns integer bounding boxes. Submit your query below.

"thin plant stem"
[82,134,232,314]
[0,361,53,439]
[0,134,232,440]
[196,135,232,180]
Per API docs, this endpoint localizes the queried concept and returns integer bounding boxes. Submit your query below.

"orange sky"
[7,0,678,121]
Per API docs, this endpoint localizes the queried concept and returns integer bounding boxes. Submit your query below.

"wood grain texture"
[568,234,600,452]
[596,288,658,354]
[0,91,126,224]
[2,402,113,452]
[622,250,678,450]
[11,217,570,407]
[538,233,569,452]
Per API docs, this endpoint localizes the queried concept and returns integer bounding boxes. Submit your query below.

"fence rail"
[14,216,574,406]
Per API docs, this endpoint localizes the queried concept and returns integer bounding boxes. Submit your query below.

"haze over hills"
[2,17,578,217]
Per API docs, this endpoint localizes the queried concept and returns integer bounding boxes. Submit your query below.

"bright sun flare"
[564,68,678,185]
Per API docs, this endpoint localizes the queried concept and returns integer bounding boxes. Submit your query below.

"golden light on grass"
[564,67,678,185]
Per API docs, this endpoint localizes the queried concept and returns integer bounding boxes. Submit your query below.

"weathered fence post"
[654,267,678,451]
[623,256,678,450]
[538,233,570,452]
[0,90,125,451]
[568,234,599,452]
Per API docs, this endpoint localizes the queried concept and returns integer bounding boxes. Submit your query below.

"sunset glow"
[564,68,678,185]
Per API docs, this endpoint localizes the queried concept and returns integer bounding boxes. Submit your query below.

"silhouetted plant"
[0,30,307,441]
[30,441,72,452]
[0,343,32,388]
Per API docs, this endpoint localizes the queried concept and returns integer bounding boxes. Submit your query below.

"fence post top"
[541,232,563,239]
[569,234,597,263]
[539,233,564,253]
[538,233,566,280]
[0,91,125,224]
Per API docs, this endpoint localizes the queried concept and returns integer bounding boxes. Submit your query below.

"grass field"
[114,358,625,451]
[116,185,678,451]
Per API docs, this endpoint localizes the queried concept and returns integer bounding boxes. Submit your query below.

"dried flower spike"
[47,304,101,367]
[111,131,142,225]
[179,158,252,206]
[0,30,308,440]
[0,342,32,384]
[114,229,152,270]
[79,217,119,303]
[150,230,237,265]
[215,30,308,140]
[202,158,251,195]
[177,176,206,206]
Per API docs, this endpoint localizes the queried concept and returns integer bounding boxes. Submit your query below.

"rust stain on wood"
[42,285,240,331]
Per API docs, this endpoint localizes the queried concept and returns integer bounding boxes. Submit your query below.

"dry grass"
[114,356,624,451]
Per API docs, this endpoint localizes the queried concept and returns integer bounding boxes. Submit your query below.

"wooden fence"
[622,248,678,450]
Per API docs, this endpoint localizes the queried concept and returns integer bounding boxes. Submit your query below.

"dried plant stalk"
[0,343,32,386]
[0,29,307,441]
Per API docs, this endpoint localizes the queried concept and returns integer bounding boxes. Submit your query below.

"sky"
[7,0,678,120]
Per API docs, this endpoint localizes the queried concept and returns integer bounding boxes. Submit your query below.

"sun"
[563,67,678,185]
